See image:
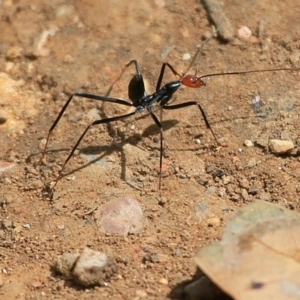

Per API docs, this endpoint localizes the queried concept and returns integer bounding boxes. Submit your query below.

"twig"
[202,0,234,41]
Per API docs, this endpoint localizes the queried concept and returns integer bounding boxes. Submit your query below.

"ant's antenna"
[194,27,219,76]
[183,25,220,78]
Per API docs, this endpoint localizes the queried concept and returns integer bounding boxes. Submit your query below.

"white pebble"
[244,140,253,147]
[207,217,221,227]
[182,53,191,61]
[238,26,252,39]
[159,278,169,285]
[39,138,47,150]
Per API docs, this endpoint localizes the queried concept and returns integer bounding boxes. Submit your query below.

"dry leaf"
[195,200,300,300]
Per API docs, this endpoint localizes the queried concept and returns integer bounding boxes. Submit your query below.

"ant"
[39,33,299,193]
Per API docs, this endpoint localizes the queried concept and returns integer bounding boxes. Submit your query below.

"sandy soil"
[0,0,300,299]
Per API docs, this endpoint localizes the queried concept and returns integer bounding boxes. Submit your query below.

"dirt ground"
[1,0,300,299]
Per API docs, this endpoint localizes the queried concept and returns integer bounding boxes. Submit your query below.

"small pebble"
[207,217,221,227]
[2,220,13,229]
[14,225,23,233]
[182,53,191,60]
[4,177,12,184]
[55,4,74,17]
[135,289,148,298]
[259,192,271,201]
[269,139,294,154]
[206,164,216,173]
[256,134,269,148]
[39,138,47,150]
[218,187,227,197]
[238,26,252,39]
[5,46,22,61]
[241,188,249,201]
[31,180,44,189]
[244,140,253,147]
[222,175,232,185]
[159,278,169,285]
[158,196,167,206]
[22,224,31,229]
[205,186,217,195]
[178,173,187,179]
[25,165,38,175]
[247,158,257,168]
[289,52,300,65]
[248,184,260,195]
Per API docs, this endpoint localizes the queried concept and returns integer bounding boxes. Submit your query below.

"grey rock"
[72,248,117,287]
[54,252,80,279]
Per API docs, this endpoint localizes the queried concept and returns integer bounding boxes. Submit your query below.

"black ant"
[39,34,299,193]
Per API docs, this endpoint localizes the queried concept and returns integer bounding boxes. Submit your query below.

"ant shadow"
[38,118,179,191]
[35,110,273,193]
[46,113,254,177]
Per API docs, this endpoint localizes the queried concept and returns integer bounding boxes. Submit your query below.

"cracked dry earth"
[0,0,300,299]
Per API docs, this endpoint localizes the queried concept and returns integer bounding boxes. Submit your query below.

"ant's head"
[181,75,206,88]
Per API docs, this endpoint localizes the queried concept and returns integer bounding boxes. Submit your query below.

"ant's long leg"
[39,93,133,163]
[156,63,182,91]
[107,60,145,97]
[52,110,137,189]
[149,111,164,190]
[40,59,144,164]
[155,62,182,171]
[162,101,226,146]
